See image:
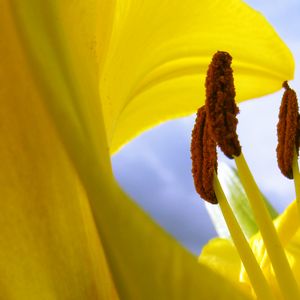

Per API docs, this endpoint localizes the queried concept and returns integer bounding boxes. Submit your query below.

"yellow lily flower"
[0,0,294,299]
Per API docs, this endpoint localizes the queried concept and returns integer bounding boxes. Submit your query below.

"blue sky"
[112,0,300,254]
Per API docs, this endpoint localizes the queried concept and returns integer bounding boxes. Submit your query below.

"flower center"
[191,51,300,300]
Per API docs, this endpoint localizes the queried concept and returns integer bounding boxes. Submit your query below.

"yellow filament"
[293,148,300,220]
[213,174,274,300]
[235,153,300,300]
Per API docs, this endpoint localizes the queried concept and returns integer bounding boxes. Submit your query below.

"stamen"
[191,104,274,298]
[205,51,241,158]
[279,83,300,229]
[191,106,217,204]
[194,52,300,298]
[276,81,300,179]
[203,51,300,298]
[191,105,274,298]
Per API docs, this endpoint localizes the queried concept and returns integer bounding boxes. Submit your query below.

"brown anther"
[276,81,300,179]
[205,51,241,158]
[191,106,218,204]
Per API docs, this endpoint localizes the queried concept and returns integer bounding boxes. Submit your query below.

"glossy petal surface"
[100,0,294,152]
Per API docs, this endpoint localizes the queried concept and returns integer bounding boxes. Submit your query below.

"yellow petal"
[0,3,118,300]
[200,238,242,285]
[0,2,118,299]
[100,0,294,152]
[2,1,251,299]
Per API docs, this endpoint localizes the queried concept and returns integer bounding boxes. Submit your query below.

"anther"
[276,81,300,179]
[205,51,241,158]
[191,106,218,204]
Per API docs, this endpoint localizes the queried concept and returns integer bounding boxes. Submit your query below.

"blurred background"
[112,0,300,255]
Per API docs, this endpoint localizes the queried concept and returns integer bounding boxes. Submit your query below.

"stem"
[214,174,274,300]
[235,153,300,300]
